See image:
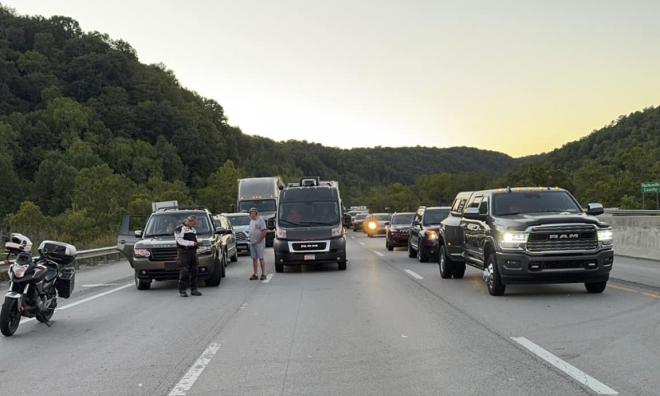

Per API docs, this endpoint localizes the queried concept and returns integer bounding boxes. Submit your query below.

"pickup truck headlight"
[597,229,613,245]
[331,224,344,237]
[500,232,528,249]
[133,248,150,258]
[426,230,438,240]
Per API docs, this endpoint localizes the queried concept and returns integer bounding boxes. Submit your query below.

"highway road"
[1,232,659,395]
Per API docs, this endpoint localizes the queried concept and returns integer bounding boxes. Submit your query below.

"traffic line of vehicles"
[359,187,615,296]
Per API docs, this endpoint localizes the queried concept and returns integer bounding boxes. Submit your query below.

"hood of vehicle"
[233,225,249,233]
[135,235,213,248]
[494,212,608,231]
[390,224,410,230]
[423,226,440,232]
[280,226,339,240]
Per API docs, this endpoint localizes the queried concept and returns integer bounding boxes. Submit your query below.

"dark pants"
[177,248,198,292]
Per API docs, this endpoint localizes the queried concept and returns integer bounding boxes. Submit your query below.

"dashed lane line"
[511,337,617,395]
[168,342,221,396]
[404,269,424,280]
[262,273,274,284]
[373,250,385,257]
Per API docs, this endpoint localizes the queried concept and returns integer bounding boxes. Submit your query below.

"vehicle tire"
[338,260,347,271]
[206,255,223,287]
[453,262,466,279]
[0,297,21,337]
[368,233,373,238]
[221,251,227,278]
[438,245,453,279]
[585,281,607,293]
[417,244,429,262]
[37,298,56,323]
[408,241,417,258]
[230,249,238,263]
[386,239,394,251]
[135,271,151,290]
[275,261,284,273]
[485,254,505,296]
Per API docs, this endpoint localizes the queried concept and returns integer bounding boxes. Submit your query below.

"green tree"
[33,158,79,214]
[197,160,241,213]
[4,201,54,249]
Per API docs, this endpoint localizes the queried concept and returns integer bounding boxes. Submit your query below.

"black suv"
[386,212,415,251]
[438,187,614,296]
[408,206,451,262]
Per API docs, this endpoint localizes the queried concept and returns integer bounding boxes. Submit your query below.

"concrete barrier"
[601,215,660,261]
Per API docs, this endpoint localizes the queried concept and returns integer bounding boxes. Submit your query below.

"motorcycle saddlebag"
[55,267,75,299]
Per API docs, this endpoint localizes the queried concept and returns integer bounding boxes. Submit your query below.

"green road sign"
[641,182,660,193]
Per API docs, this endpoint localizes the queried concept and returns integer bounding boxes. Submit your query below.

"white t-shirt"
[248,216,267,245]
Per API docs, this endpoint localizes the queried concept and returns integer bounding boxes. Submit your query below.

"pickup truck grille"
[149,247,178,261]
[527,225,598,252]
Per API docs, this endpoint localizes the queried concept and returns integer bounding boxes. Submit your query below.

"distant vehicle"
[274,177,347,272]
[408,206,451,262]
[438,187,614,296]
[364,213,391,237]
[213,214,238,262]
[385,212,416,251]
[224,213,251,255]
[237,177,285,247]
[118,207,227,290]
[352,213,368,232]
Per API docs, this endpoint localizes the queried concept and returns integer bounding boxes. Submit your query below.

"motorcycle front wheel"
[0,297,21,336]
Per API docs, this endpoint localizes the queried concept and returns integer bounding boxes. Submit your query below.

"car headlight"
[197,245,213,254]
[331,224,344,237]
[133,248,150,258]
[276,228,287,239]
[368,222,377,230]
[598,229,613,245]
[500,232,528,249]
[426,231,438,240]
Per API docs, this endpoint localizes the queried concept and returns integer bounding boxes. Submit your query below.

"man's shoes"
[179,291,188,297]
[249,274,258,280]
[190,290,202,296]
[260,274,267,281]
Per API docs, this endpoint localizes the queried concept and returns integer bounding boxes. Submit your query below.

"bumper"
[133,254,216,281]
[387,233,410,246]
[236,242,250,252]
[496,249,614,284]
[274,237,346,265]
[421,238,439,257]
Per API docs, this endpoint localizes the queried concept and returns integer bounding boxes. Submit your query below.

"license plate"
[304,254,316,261]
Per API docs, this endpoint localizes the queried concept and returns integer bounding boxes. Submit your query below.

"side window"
[467,195,482,209]
[479,198,488,215]
[451,198,460,212]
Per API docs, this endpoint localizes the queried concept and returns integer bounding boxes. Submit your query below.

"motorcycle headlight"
[13,265,28,278]
[331,224,344,237]
[133,248,150,258]
[598,229,613,245]
[276,228,287,239]
[500,232,528,249]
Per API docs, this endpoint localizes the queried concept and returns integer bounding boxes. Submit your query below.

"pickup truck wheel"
[485,255,505,296]
[408,241,417,258]
[452,262,466,279]
[585,281,607,293]
[438,245,453,279]
[417,244,429,262]
[135,271,151,290]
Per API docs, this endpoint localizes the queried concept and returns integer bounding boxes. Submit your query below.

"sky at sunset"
[5,0,660,157]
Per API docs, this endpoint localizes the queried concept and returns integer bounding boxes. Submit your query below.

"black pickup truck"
[438,187,614,296]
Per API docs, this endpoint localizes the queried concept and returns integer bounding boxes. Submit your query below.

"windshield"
[355,214,367,221]
[226,215,250,226]
[493,191,581,216]
[370,214,391,222]
[238,199,277,213]
[278,201,340,227]
[392,213,415,225]
[423,209,449,225]
[144,213,211,237]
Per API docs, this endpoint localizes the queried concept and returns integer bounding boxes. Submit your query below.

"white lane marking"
[81,283,119,288]
[20,283,132,324]
[373,250,385,257]
[262,273,274,284]
[359,242,366,246]
[511,337,618,395]
[168,342,221,396]
[404,269,424,280]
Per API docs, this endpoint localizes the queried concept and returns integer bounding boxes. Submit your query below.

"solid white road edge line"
[168,342,221,396]
[373,250,385,257]
[262,273,274,284]
[20,282,133,324]
[404,269,424,280]
[511,337,618,395]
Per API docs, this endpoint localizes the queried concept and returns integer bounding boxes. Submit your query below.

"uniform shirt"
[248,216,267,245]
[175,224,197,248]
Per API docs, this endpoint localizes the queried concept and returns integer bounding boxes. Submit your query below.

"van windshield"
[278,202,340,227]
[239,200,276,213]
[144,213,211,237]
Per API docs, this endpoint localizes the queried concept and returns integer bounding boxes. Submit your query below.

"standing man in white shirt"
[248,207,268,280]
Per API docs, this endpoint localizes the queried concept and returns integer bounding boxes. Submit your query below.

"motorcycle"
[1,234,77,337]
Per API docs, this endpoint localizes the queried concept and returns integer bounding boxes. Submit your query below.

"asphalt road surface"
[1,232,659,395]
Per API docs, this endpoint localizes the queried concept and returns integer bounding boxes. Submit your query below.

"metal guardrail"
[604,209,660,216]
[1,246,122,274]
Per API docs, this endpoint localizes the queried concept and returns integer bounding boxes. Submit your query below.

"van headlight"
[276,228,287,239]
[331,224,344,237]
[598,229,613,245]
[500,232,528,249]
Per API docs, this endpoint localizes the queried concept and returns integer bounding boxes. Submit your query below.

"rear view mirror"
[586,203,604,216]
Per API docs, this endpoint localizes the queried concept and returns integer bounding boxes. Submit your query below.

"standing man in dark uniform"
[175,215,202,297]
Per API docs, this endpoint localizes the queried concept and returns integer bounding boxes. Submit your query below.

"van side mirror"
[463,208,487,221]
[586,203,604,216]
